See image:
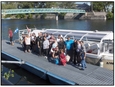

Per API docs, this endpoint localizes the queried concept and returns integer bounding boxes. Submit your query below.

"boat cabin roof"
[20,28,113,44]
[44,29,113,43]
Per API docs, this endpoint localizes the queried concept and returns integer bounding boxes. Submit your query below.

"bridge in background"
[2,8,86,20]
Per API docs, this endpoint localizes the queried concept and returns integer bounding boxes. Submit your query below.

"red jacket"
[9,30,13,37]
[60,53,66,65]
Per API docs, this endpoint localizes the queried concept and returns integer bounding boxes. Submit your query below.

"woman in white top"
[43,37,49,58]
[24,34,31,53]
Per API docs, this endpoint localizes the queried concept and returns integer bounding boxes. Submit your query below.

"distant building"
[76,3,91,12]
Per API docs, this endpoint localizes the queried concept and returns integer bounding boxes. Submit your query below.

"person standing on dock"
[76,40,82,66]
[58,37,65,52]
[43,37,49,59]
[57,34,61,42]
[72,39,77,65]
[36,32,44,56]
[65,37,74,63]
[24,34,31,53]
[80,44,87,70]
[26,25,31,36]
[8,28,14,46]
[31,33,36,52]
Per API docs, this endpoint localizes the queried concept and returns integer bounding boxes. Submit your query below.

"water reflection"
[2,62,51,85]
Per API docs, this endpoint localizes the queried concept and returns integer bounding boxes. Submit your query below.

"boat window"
[85,35,104,39]
[68,33,85,37]
[71,32,86,35]
[88,33,106,36]
[57,31,70,34]
[53,32,68,37]
[81,37,101,42]
[65,35,74,40]
[74,36,82,40]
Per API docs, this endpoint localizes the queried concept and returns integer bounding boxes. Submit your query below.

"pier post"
[56,13,58,21]
[2,14,6,18]
[85,12,87,16]
[104,15,106,20]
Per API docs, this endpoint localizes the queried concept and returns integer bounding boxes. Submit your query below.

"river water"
[1,19,114,85]
[1,62,51,85]
[2,19,114,40]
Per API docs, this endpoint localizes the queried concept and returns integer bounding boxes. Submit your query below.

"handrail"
[1,60,25,64]
[2,8,86,14]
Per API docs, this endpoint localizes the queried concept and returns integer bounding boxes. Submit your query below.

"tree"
[28,13,32,19]
[18,2,35,8]
[45,2,58,8]
[39,2,76,9]
[2,2,17,9]
[92,2,113,12]
[2,1,77,9]
[15,14,26,19]
[58,2,76,9]
[106,12,114,20]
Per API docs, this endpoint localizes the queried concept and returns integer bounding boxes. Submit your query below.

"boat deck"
[2,40,113,85]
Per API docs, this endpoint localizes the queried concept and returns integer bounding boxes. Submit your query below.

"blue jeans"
[50,57,59,65]
[81,59,87,69]
[54,58,59,65]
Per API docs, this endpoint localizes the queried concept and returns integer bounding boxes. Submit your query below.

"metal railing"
[2,8,86,14]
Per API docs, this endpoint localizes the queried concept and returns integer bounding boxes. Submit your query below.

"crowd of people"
[8,27,87,70]
[20,31,87,70]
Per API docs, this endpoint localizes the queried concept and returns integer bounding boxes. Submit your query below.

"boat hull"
[86,57,113,70]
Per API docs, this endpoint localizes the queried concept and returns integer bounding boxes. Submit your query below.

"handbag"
[66,55,70,62]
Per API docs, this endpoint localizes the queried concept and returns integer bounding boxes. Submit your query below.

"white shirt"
[52,42,58,48]
[25,37,31,45]
[77,43,81,52]
[43,39,49,49]
[57,38,60,42]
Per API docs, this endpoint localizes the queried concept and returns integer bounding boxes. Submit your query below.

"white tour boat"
[18,28,113,70]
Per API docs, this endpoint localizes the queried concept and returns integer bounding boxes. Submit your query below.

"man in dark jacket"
[72,39,77,65]
[36,32,44,56]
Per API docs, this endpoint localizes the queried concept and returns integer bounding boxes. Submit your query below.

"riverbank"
[2,12,112,20]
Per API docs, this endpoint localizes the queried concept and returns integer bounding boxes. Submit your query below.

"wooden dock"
[2,40,113,85]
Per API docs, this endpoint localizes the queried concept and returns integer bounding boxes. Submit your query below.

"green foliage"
[59,2,76,9]
[3,69,14,80]
[45,2,57,8]
[2,3,16,9]
[2,1,76,9]
[93,2,105,11]
[16,14,26,19]
[4,14,12,18]
[18,2,35,8]
[27,13,32,19]
[106,12,114,20]
[92,2,114,12]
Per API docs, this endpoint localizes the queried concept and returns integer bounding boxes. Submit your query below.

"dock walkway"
[2,40,113,85]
